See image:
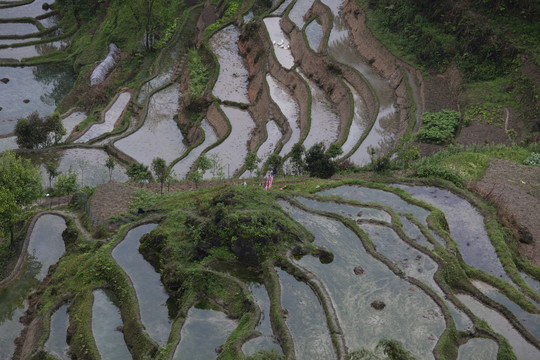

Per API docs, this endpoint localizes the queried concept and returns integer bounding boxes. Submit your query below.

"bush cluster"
[523,152,540,166]
[416,110,460,144]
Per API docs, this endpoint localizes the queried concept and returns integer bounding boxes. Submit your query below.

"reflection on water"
[22,148,128,187]
[0,214,66,360]
[45,304,70,360]
[92,290,132,360]
[473,280,540,341]
[1,0,50,19]
[112,224,172,346]
[173,307,237,360]
[340,81,369,156]
[276,267,336,360]
[280,200,445,359]
[396,185,511,282]
[457,294,540,360]
[325,11,399,165]
[0,64,76,135]
[242,282,282,356]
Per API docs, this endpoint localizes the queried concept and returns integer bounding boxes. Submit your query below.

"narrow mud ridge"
[281,15,351,143]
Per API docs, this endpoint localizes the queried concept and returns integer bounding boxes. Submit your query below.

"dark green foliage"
[105,156,116,182]
[186,188,304,264]
[266,154,283,175]
[304,142,340,179]
[369,0,530,80]
[523,152,540,165]
[127,163,151,183]
[15,111,65,149]
[416,110,460,144]
[15,112,47,149]
[188,48,209,99]
[346,338,415,359]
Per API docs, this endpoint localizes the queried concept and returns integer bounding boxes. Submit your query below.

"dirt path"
[474,158,540,266]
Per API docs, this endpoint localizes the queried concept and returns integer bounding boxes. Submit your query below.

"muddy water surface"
[340,81,370,156]
[112,223,172,346]
[92,290,132,360]
[61,111,87,142]
[209,25,249,104]
[205,105,255,178]
[115,84,186,166]
[276,267,336,360]
[297,69,340,149]
[22,148,128,187]
[271,0,294,16]
[266,74,301,156]
[326,12,399,165]
[173,307,236,360]
[305,20,323,52]
[76,92,131,143]
[1,0,50,18]
[257,120,282,163]
[172,119,218,179]
[288,0,314,30]
[457,338,498,360]
[264,17,295,69]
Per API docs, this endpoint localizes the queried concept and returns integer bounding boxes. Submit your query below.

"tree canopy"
[0,152,42,242]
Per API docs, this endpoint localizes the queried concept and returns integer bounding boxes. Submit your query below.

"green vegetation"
[15,111,65,149]
[188,48,210,99]
[416,110,460,144]
[0,152,42,243]
[523,152,540,165]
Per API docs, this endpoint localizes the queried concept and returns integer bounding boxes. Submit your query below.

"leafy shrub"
[523,152,540,165]
[416,110,460,144]
[188,49,209,98]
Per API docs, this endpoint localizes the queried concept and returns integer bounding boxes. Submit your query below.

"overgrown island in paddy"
[1,0,540,359]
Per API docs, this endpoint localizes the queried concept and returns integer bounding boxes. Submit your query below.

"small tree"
[244,151,261,177]
[105,156,116,182]
[188,155,212,188]
[45,162,60,190]
[43,112,66,145]
[152,157,169,195]
[266,154,283,175]
[290,143,305,175]
[54,166,78,196]
[304,142,336,179]
[208,153,224,179]
[15,112,47,149]
[127,163,151,184]
[0,151,42,243]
